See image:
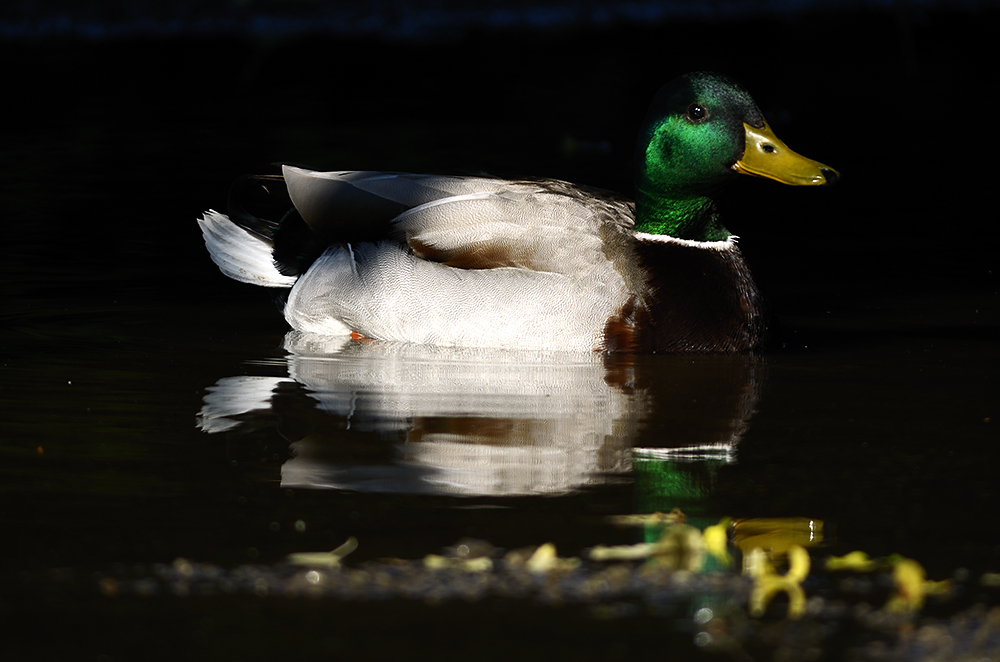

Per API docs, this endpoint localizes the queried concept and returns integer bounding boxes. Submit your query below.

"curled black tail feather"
[227,174,330,277]
[272,209,330,277]
[226,174,285,242]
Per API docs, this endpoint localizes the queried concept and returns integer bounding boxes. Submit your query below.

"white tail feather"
[197,210,296,287]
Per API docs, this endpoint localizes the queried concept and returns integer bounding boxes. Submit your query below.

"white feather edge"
[634,232,737,250]
[197,210,297,287]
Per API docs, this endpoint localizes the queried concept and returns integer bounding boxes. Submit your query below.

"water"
[3,6,999,660]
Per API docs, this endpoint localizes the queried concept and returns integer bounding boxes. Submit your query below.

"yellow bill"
[734,121,839,186]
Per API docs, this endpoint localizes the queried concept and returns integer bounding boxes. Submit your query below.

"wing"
[281,166,636,275]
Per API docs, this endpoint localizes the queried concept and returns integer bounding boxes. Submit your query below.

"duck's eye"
[686,104,708,122]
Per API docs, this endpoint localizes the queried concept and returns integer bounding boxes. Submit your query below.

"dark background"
[4,3,996,321]
[2,2,998,660]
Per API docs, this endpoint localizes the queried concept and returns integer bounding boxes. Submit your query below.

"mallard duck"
[199,72,837,352]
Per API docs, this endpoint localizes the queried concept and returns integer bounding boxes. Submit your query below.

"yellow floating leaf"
[701,518,733,568]
[607,508,687,528]
[733,517,824,554]
[524,543,579,573]
[423,555,493,572]
[786,544,811,583]
[750,574,807,619]
[746,545,810,619]
[423,554,449,570]
[981,573,1000,587]
[589,542,660,562]
[825,551,877,572]
[653,524,705,571]
[885,557,926,613]
[287,536,358,568]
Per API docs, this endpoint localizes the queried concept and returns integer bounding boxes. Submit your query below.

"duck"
[198,72,837,353]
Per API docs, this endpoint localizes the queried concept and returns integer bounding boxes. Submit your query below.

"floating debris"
[589,522,704,571]
[90,512,968,659]
[732,517,824,554]
[884,555,952,614]
[423,554,493,572]
[826,550,878,572]
[607,508,687,528]
[286,536,358,568]
[701,518,733,568]
[746,544,810,619]
[524,543,578,573]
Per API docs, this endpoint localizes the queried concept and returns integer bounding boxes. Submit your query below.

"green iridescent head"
[633,72,838,241]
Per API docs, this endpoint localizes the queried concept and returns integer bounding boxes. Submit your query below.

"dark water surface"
[3,6,999,660]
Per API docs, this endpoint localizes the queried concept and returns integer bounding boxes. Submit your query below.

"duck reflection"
[198,332,765,497]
